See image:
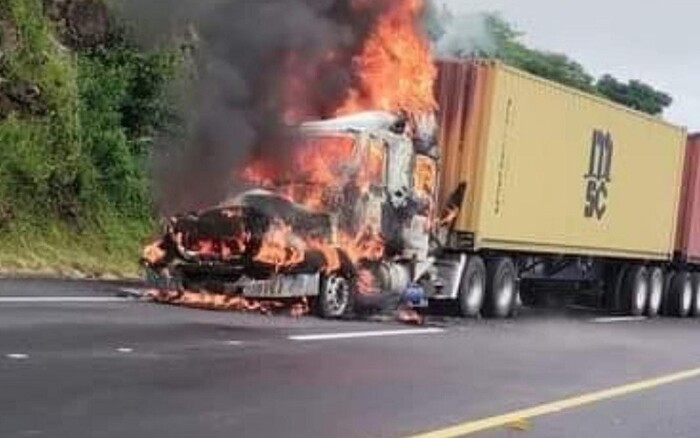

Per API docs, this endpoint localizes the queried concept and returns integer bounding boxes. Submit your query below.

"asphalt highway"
[2,278,700,438]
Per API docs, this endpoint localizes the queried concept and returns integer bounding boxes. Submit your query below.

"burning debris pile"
[142,0,444,320]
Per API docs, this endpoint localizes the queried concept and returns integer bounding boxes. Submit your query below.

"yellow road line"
[405,366,700,438]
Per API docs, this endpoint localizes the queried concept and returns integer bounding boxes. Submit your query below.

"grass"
[0,216,154,279]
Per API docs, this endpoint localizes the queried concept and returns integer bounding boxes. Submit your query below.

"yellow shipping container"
[437,60,687,261]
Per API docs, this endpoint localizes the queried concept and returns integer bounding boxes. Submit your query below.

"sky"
[441,0,699,131]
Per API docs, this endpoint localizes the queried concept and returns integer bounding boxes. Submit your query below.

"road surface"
[1,278,700,438]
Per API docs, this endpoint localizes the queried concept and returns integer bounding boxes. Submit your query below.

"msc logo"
[584,130,614,220]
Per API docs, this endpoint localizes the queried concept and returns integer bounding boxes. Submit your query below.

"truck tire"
[484,257,518,319]
[621,265,648,317]
[646,267,664,318]
[317,274,353,319]
[665,271,692,318]
[458,256,486,317]
[690,273,700,317]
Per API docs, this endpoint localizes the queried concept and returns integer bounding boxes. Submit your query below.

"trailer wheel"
[646,267,664,318]
[484,257,518,319]
[317,274,352,319]
[621,265,648,316]
[665,271,692,318]
[458,256,486,318]
[690,273,700,317]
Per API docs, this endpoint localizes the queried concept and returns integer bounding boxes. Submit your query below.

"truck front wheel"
[484,257,518,319]
[458,256,486,318]
[317,274,353,319]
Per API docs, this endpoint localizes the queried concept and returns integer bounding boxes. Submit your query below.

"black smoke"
[112,0,399,215]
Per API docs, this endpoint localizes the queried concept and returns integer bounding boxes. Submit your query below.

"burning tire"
[458,256,486,317]
[317,274,353,319]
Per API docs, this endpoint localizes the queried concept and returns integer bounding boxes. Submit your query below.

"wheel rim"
[682,280,692,313]
[648,271,663,313]
[324,276,349,316]
[466,272,485,310]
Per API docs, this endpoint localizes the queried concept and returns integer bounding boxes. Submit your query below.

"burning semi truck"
[143,59,700,320]
[142,107,449,318]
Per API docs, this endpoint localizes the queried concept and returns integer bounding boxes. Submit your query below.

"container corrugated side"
[676,134,700,262]
[437,60,687,261]
[436,60,494,230]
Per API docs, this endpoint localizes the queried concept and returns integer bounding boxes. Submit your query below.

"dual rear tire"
[458,256,518,319]
[618,266,664,317]
[664,271,693,317]
[620,265,649,317]
[618,266,700,318]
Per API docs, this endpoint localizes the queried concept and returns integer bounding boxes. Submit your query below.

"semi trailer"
[143,59,697,319]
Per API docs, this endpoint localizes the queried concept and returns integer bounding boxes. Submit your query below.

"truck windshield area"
[243,134,385,212]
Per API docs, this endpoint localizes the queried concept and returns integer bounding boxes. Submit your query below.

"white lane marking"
[225,340,244,346]
[116,348,133,353]
[6,353,29,360]
[592,316,647,323]
[288,327,445,341]
[0,297,129,303]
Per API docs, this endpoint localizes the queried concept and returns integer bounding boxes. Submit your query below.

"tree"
[427,4,673,116]
[480,13,596,93]
[596,75,672,116]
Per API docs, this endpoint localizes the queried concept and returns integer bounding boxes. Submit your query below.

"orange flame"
[341,228,385,264]
[414,155,437,198]
[254,219,306,269]
[142,241,166,265]
[356,268,381,295]
[308,238,342,273]
[337,0,436,115]
[147,289,309,317]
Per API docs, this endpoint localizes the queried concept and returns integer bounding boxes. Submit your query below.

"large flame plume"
[336,0,437,115]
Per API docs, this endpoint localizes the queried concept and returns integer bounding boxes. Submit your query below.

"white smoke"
[434,11,496,58]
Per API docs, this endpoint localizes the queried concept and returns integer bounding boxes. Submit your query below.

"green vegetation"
[0,0,177,277]
[428,7,673,116]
